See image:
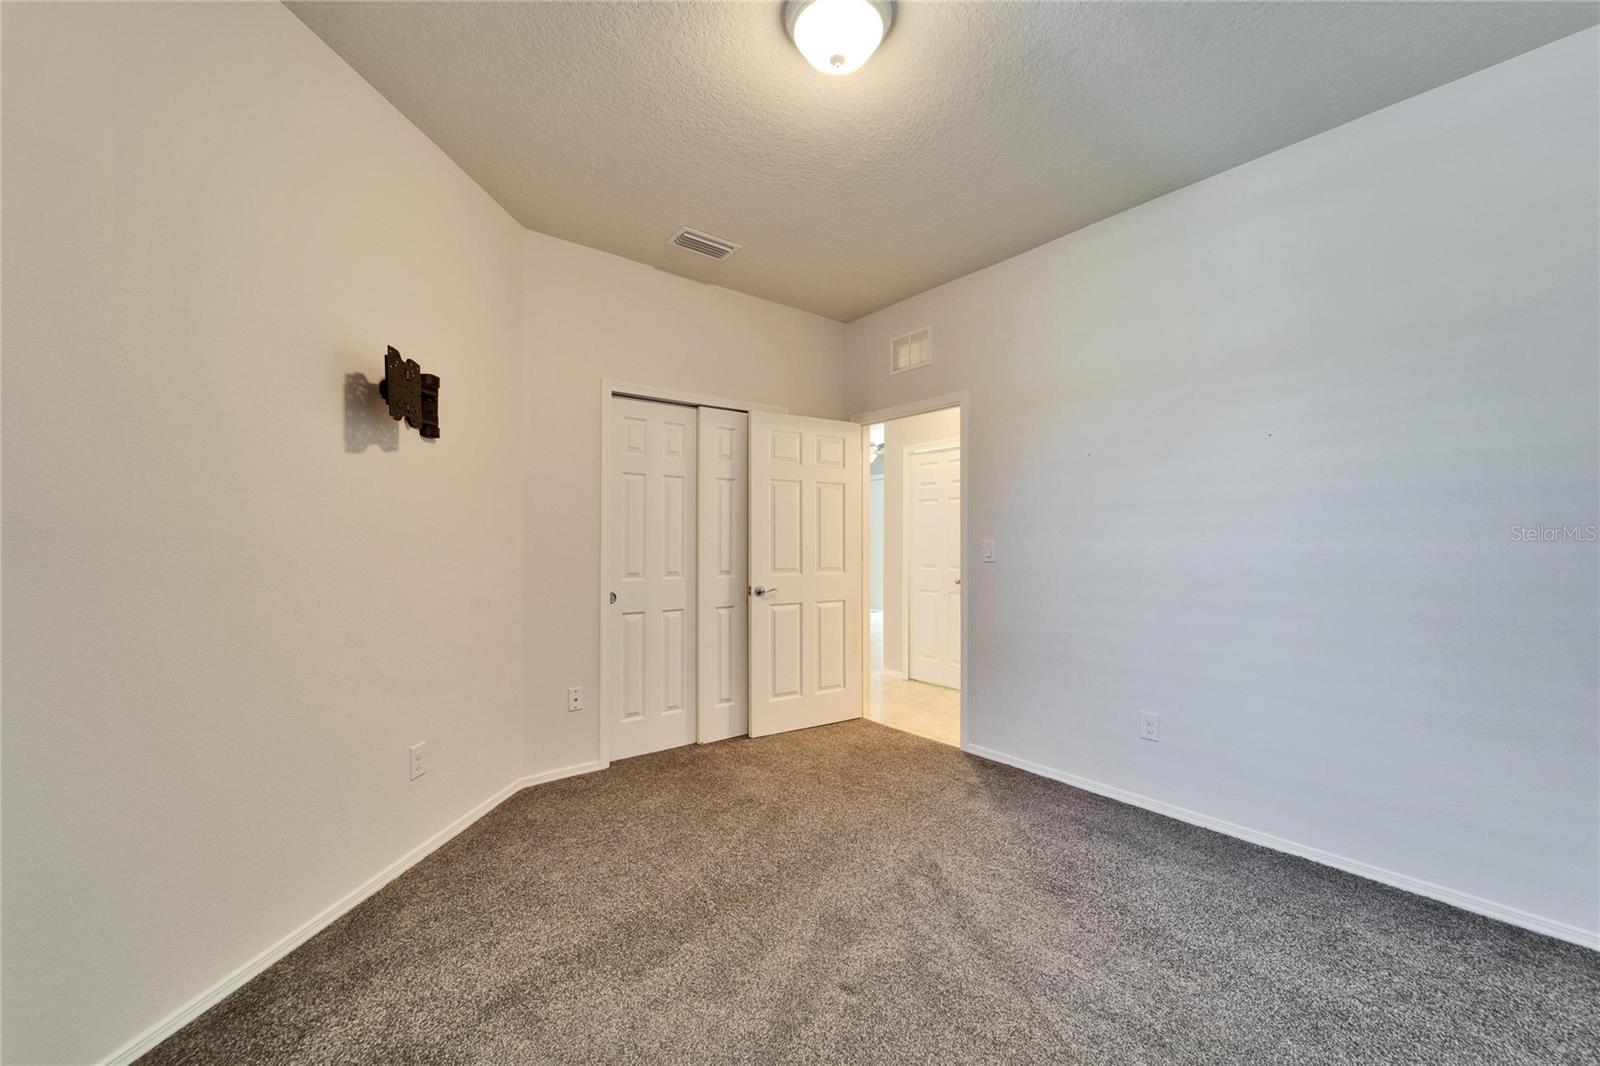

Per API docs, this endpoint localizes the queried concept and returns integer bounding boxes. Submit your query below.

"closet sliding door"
[605,397,697,760]
[696,409,748,743]
[746,412,863,737]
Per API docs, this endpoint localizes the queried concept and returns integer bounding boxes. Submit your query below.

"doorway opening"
[866,405,961,746]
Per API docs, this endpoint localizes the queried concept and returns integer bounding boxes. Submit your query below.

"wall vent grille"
[890,327,932,374]
[669,227,741,261]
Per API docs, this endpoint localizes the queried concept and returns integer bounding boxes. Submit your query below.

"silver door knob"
[753,585,779,597]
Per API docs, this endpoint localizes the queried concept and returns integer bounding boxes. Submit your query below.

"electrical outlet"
[1140,712,1159,743]
[567,686,583,712]
[409,741,426,780]
[982,538,997,563]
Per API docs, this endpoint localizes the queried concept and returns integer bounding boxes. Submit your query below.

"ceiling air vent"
[669,227,741,262]
[890,327,932,374]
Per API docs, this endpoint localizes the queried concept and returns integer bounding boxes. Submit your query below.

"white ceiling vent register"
[890,327,932,374]
[669,227,741,261]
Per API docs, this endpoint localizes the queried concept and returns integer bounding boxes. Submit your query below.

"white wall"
[2,7,850,1060]
[4,9,1595,1064]
[520,232,847,776]
[845,29,1600,940]
[1,5,527,1063]
[870,474,885,613]
[880,407,961,677]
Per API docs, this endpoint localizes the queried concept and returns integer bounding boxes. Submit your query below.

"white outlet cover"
[1140,713,1159,742]
[567,686,583,711]
[409,741,427,779]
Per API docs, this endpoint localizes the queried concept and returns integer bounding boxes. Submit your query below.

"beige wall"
[0,6,524,1064]
[4,6,1597,1063]
[880,407,961,677]
[521,231,847,775]
[1,8,851,1062]
[845,30,1600,940]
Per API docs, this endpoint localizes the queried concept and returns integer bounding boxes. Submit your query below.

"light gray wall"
[880,407,962,676]
[0,6,526,1064]
[520,231,847,777]
[844,29,1600,939]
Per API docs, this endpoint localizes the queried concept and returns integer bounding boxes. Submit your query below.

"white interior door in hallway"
[748,412,864,737]
[908,441,961,689]
[606,397,697,760]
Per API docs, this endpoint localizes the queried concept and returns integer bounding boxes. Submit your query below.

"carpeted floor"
[142,721,1600,1065]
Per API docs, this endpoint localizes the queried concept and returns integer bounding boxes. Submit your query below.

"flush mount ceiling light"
[784,0,894,76]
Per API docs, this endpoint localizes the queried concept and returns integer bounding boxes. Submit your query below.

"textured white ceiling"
[289,1,1598,321]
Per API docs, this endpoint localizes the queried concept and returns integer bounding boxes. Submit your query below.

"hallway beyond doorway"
[869,609,959,746]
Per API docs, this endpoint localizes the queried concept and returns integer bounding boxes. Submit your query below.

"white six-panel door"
[908,442,961,689]
[606,397,697,760]
[696,408,748,743]
[748,412,863,737]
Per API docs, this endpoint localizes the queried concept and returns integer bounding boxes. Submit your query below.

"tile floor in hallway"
[869,609,960,746]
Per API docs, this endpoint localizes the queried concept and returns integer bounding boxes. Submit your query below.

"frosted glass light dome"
[785,0,893,76]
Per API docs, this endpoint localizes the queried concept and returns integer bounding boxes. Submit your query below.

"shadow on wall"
[344,372,399,453]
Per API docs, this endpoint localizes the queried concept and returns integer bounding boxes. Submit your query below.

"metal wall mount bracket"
[377,345,440,440]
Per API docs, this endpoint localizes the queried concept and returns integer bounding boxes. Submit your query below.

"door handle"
[752,585,780,598]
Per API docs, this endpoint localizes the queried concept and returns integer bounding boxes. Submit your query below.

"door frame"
[902,438,960,688]
[851,391,969,751]
[597,380,785,767]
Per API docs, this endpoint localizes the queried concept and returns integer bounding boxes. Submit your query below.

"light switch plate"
[982,538,996,563]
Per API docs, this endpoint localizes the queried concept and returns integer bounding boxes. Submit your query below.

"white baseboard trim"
[526,760,607,787]
[878,669,907,681]
[102,759,606,1066]
[962,742,1599,951]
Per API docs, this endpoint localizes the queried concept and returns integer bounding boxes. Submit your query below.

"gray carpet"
[142,721,1599,1065]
